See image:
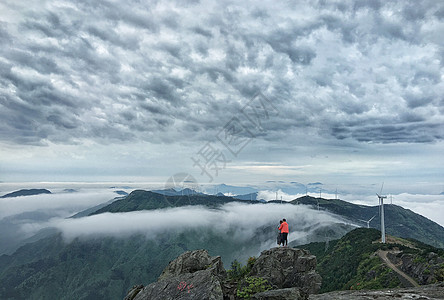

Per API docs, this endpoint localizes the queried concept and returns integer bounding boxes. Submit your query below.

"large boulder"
[159,249,225,280]
[130,250,225,300]
[249,247,321,296]
[132,270,224,300]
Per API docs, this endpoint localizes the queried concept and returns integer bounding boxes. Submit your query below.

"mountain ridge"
[291,196,444,249]
[92,190,444,249]
[0,188,51,198]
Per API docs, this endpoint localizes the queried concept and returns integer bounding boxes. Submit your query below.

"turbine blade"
[380,182,384,195]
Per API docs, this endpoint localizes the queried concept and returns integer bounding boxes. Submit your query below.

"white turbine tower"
[377,183,387,243]
[359,214,377,229]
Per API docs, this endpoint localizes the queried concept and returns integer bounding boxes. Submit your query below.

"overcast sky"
[0,0,443,195]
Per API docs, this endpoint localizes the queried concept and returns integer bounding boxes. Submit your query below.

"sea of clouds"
[0,183,442,256]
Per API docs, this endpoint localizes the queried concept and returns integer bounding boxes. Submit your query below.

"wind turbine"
[376,183,387,243]
[359,214,377,229]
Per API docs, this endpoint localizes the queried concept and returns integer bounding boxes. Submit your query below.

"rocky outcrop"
[124,247,321,300]
[387,251,444,285]
[124,285,143,300]
[158,249,225,280]
[131,250,225,300]
[249,247,321,297]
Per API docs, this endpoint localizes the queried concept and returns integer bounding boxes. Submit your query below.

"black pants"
[282,232,288,245]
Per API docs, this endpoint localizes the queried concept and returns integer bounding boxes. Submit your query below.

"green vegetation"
[315,228,383,292]
[237,276,271,299]
[91,190,251,215]
[227,257,256,281]
[301,228,444,293]
[0,229,264,300]
[226,257,271,299]
[347,256,401,290]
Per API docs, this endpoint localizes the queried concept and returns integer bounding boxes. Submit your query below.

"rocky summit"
[249,247,321,297]
[124,247,321,300]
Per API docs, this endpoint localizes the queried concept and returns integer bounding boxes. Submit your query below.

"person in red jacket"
[278,218,289,247]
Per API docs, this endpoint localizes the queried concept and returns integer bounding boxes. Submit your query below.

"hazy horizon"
[1,181,444,227]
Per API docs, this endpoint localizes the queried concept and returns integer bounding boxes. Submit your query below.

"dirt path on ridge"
[377,250,419,288]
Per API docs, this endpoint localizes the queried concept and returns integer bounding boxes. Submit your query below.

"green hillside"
[0,227,264,300]
[294,196,444,249]
[90,190,248,215]
[301,228,444,293]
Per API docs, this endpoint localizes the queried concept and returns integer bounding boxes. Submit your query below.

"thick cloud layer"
[0,0,442,146]
[29,202,345,245]
[0,189,117,219]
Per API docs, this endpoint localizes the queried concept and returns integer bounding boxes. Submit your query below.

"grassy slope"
[301,228,444,293]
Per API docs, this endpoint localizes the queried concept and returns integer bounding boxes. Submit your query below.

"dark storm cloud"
[0,0,442,147]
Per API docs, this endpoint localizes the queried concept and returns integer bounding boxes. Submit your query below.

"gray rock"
[133,269,223,300]
[131,249,225,300]
[388,251,444,285]
[124,285,143,300]
[124,248,321,300]
[309,282,444,300]
[251,287,303,300]
[159,249,225,280]
[249,247,321,296]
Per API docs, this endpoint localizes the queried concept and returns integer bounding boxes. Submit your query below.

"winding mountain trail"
[377,250,419,288]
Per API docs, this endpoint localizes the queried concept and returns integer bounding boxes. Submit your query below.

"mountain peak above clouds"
[0,189,51,198]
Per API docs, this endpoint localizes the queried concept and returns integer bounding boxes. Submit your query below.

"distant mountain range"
[0,189,443,299]
[89,190,255,215]
[0,188,51,198]
[205,182,327,196]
